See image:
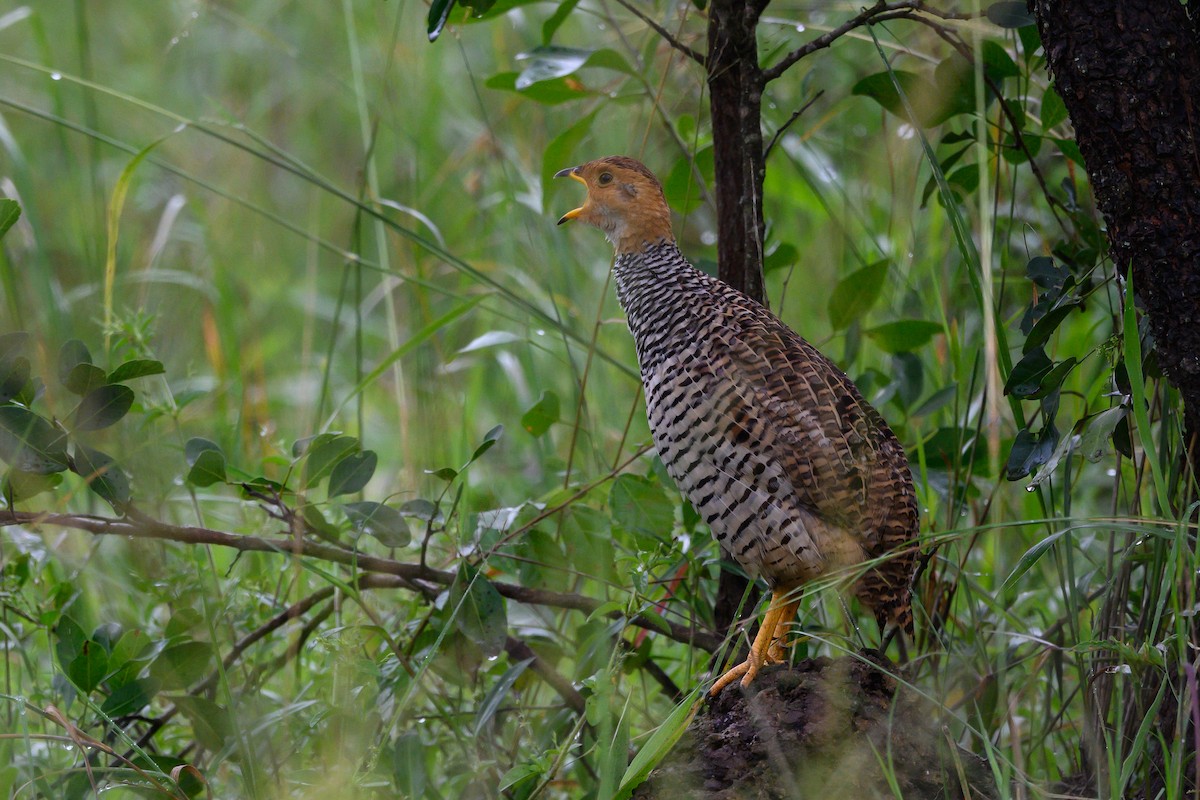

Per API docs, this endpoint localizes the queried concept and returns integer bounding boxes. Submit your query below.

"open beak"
[554,166,587,225]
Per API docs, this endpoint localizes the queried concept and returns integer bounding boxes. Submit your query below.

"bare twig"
[1,508,721,652]
[611,0,705,67]
[763,90,825,162]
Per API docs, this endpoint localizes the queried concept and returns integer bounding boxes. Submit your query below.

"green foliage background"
[0,2,1193,798]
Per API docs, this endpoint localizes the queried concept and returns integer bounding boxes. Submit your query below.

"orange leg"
[710,589,801,695]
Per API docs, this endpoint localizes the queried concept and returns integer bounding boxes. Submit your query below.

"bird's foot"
[709,646,786,695]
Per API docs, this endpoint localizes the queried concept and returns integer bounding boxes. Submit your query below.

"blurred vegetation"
[0,1,1194,798]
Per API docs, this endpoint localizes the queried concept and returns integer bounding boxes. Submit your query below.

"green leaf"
[72,445,132,509]
[542,0,581,43]
[514,46,632,89]
[1023,299,1080,353]
[1001,531,1068,593]
[327,450,377,497]
[101,678,157,717]
[71,384,134,431]
[67,641,109,693]
[1004,347,1053,397]
[986,1,1035,28]
[1027,357,1077,400]
[344,501,411,547]
[57,340,92,388]
[107,359,165,383]
[764,243,798,275]
[149,641,214,690]
[0,355,31,403]
[864,320,942,353]
[471,424,504,460]
[303,435,359,489]
[828,260,890,330]
[186,449,227,487]
[521,390,560,437]
[610,474,674,546]
[394,733,428,799]
[1080,406,1127,462]
[981,40,1020,79]
[1004,424,1059,481]
[485,71,591,105]
[427,0,456,41]
[173,696,234,752]
[1041,85,1068,129]
[55,616,88,667]
[63,363,108,396]
[2,468,62,502]
[617,690,702,799]
[0,198,20,241]
[447,562,507,658]
[0,406,69,473]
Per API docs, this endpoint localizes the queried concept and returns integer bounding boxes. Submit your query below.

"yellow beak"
[554,166,588,225]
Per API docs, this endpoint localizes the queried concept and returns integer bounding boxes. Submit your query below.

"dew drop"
[50,72,62,81]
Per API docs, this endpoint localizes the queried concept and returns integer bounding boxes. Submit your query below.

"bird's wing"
[711,316,893,542]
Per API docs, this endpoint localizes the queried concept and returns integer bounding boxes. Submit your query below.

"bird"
[555,155,918,694]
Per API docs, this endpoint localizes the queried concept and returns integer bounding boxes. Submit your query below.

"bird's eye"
[598,172,613,185]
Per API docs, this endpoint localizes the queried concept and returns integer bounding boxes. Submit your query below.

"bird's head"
[555,156,674,254]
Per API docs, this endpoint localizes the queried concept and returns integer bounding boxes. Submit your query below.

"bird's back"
[614,241,917,631]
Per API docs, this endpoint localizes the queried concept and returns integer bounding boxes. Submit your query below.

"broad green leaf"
[499,762,541,792]
[0,406,69,473]
[67,641,108,693]
[828,260,890,330]
[1080,406,1126,462]
[101,678,157,717]
[1004,347,1053,397]
[521,390,560,437]
[764,243,798,275]
[185,437,222,465]
[344,501,411,547]
[0,198,19,241]
[1004,424,1059,481]
[486,72,592,105]
[514,46,632,90]
[327,450,377,497]
[63,363,107,396]
[107,359,165,383]
[71,384,134,431]
[0,355,30,403]
[73,445,132,509]
[57,340,92,388]
[447,562,507,658]
[302,503,342,542]
[92,622,123,653]
[1027,357,1077,400]
[863,320,942,353]
[394,733,428,798]
[610,473,674,546]
[166,608,203,639]
[987,1,1035,28]
[1023,299,1080,353]
[1041,85,1068,129]
[2,468,62,502]
[473,657,533,735]
[173,696,234,752]
[401,498,441,523]
[981,40,1020,79]
[186,449,227,487]
[149,641,214,690]
[55,616,88,667]
[304,435,359,488]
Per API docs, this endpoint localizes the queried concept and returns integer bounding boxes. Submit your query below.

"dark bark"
[706,0,769,303]
[1030,0,1200,480]
[705,0,771,641]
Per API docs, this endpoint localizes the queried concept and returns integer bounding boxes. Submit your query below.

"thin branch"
[611,0,705,67]
[506,636,586,715]
[1,508,722,653]
[764,1,915,82]
[763,90,825,162]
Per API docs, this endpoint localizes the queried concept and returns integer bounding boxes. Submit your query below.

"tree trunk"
[1029,0,1200,480]
[705,0,770,640]
[1030,2,1200,792]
